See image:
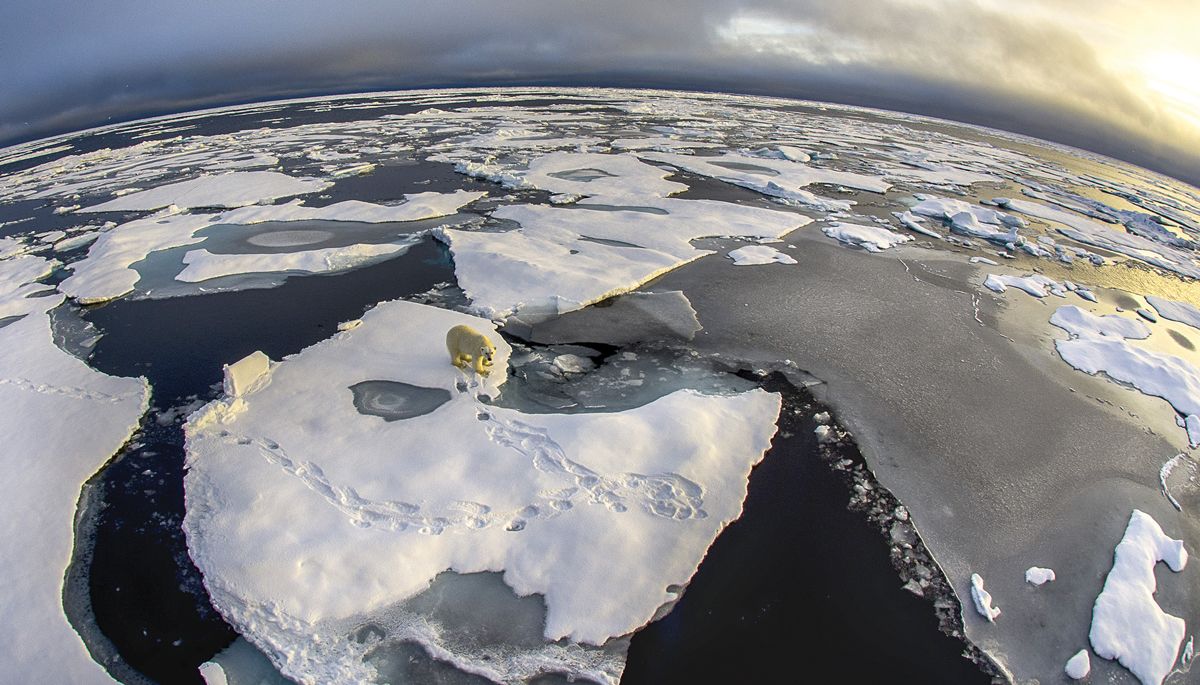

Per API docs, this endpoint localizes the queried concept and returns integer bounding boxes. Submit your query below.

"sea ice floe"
[910,196,1023,244]
[1147,295,1200,332]
[439,199,808,320]
[1024,567,1056,585]
[79,171,333,212]
[1003,198,1200,279]
[461,151,686,205]
[1089,510,1187,685]
[727,245,797,265]
[1051,305,1200,444]
[211,190,487,225]
[821,221,912,252]
[983,273,1069,299]
[0,256,149,683]
[1065,649,1091,679]
[1050,305,1151,340]
[176,240,417,283]
[0,236,28,259]
[59,190,480,303]
[639,150,891,202]
[184,299,781,684]
[970,573,1001,622]
[892,211,942,239]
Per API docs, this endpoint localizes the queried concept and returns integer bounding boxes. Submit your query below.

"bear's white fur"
[446,324,497,376]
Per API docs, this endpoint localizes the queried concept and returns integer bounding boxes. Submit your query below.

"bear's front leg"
[473,357,491,376]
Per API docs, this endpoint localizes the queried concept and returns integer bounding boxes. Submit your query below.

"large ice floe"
[1051,304,1200,446]
[183,299,781,684]
[59,188,484,303]
[0,255,149,682]
[1089,510,1188,685]
[79,171,333,212]
[437,152,809,320]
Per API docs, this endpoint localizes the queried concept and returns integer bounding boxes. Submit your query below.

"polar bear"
[446,324,497,376]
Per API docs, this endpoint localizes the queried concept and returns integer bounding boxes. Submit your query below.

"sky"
[3,0,1199,185]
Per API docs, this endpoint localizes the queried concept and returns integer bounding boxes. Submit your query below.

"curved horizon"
[4,1,1199,186]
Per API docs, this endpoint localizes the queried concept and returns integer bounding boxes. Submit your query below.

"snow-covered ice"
[983,273,1068,299]
[184,299,781,683]
[727,245,797,265]
[1004,198,1200,279]
[80,171,332,212]
[0,256,150,683]
[212,190,487,225]
[821,221,912,252]
[1065,649,1091,679]
[1089,510,1187,685]
[1024,567,1056,585]
[641,150,891,197]
[60,190,478,302]
[893,210,943,239]
[176,240,417,283]
[439,198,807,320]
[1052,305,1200,438]
[970,573,1001,622]
[1147,295,1200,332]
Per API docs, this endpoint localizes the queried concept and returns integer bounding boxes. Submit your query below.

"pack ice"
[0,255,149,683]
[183,299,781,684]
[439,152,809,320]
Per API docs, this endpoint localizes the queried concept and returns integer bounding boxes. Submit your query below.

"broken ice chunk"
[821,221,912,252]
[1146,295,1200,331]
[970,573,1001,622]
[1065,649,1090,679]
[223,351,271,398]
[727,245,798,265]
[1024,567,1056,585]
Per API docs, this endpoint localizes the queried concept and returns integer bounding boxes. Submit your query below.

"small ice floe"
[79,171,333,212]
[984,273,1067,298]
[727,245,798,266]
[813,411,831,424]
[1137,308,1159,323]
[969,256,999,266]
[892,210,942,239]
[814,424,834,443]
[1147,295,1200,332]
[821,221,912,252]
[52,231,100,253]
[1050,305,1151,340]
[1076,288,1098,303]
[216,190,486,225]
[1005,198,1200,279]
[1025,567,1056,585]
[176,241,416,283]
[1089,510,1188,685]
[1065,649,1091,679]
[910,196,1021,244]
[970,573,1001,622]
[0,236,27,259]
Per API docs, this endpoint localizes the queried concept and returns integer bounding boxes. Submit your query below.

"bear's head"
[478,339,496,368]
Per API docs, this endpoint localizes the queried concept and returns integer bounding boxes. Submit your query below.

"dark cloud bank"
[3,0,1198,186]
